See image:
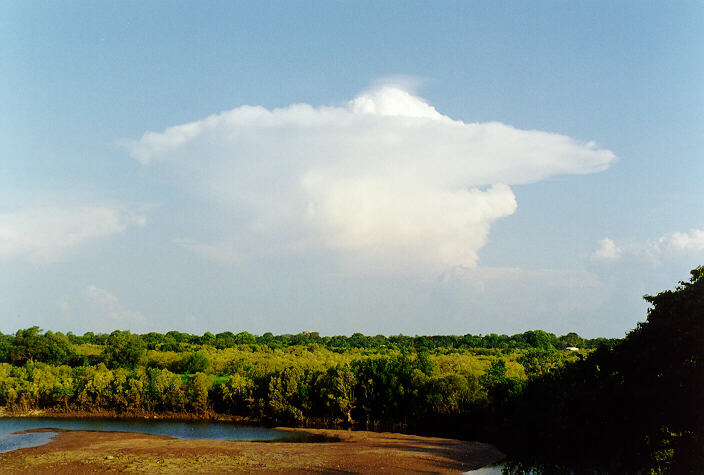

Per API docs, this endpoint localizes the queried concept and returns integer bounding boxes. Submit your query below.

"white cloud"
[0,206,145,263]
[591,229,704,265]
[126,86,615,272]
[659,229,704,252]
[591,237,623,261]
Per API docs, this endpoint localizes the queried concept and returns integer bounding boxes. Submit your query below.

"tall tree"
[102,331,146,369]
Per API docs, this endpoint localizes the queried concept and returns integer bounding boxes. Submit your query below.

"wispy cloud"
[0,206,145,263]
[59,285,148,333]
[127,86,615,272]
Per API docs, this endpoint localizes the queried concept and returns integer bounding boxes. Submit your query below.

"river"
[0,417,293,453]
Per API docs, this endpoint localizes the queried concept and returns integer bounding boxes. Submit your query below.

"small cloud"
[591,237,623,261]
[659,229,704,252]
[0,206,145,263]
[591,229,704,265]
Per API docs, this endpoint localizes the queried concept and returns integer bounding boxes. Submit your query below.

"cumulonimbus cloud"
[126,86,615,271]
[0,206,145,263]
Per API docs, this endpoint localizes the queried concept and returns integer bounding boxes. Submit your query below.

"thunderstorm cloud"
[127,86,615,272]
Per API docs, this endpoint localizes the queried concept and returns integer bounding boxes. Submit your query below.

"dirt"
[0,427,505,473]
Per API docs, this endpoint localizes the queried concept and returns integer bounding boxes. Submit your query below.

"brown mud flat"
[0,427,505,473]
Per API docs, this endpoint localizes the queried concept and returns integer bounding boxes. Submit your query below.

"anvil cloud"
[127,87,615,272]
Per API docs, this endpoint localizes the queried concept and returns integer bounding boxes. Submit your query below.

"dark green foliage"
[518,330,555,349]
[349,351,435,425]
[176,352,210,374]
[422,373,484,416]
[478,359,523,406]
[315,364,357,424]
[493,266,704,472]
[102,330,146,369]
[0,333,11,362]
[141,332,166,350]
[266,366,309,424]
[5,327,76,366]
[518,349,566,378]
[19,326,610,353]
[557,331,583,349]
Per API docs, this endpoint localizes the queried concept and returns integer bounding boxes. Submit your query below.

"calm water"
[0,417,293,454]
[465,465,504,474]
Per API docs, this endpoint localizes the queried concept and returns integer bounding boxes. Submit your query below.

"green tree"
[267,366,307,424]
[102,330,146,369]
[520,330,555,349]
[518,349,565,378]
[219,374,255,415]
[8,327,75,365]
[201,332,215,345]
[233,332,256,345]
[423,373,478,415]
[479,359,523,405]
[317,364,357,424]
[558,332,583,349]
[75,363,115,408]
[177,352,210,374]
[186,372,212,413]
[497,266,704,472]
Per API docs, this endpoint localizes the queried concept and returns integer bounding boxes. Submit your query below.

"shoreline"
[0,426,505,473]
[0,407,426,435]
[0,407,257,424]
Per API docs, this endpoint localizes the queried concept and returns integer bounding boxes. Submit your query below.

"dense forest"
[0,267,701,472]
[0,327,590,425]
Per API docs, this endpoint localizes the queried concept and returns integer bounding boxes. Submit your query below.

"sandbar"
[0,427,504,473]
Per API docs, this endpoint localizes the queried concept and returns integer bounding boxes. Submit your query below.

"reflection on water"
[0,417,294,453]
[467,460,583,474]
[465,463,504,474]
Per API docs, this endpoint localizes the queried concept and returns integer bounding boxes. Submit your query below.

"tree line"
[0,327,613,368]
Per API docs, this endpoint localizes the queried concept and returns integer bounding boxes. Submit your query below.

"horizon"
[1,325,615,340]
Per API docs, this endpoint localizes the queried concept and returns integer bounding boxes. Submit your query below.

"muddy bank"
[0,427,505,473]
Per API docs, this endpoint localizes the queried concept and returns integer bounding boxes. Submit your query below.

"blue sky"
[1,1,702,337]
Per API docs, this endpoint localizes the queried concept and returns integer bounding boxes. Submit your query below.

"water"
[0,417,294,454]
[465,464,504,474]
[0,430,58,454]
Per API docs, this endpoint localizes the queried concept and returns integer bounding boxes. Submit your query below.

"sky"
[1,1,702,338]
